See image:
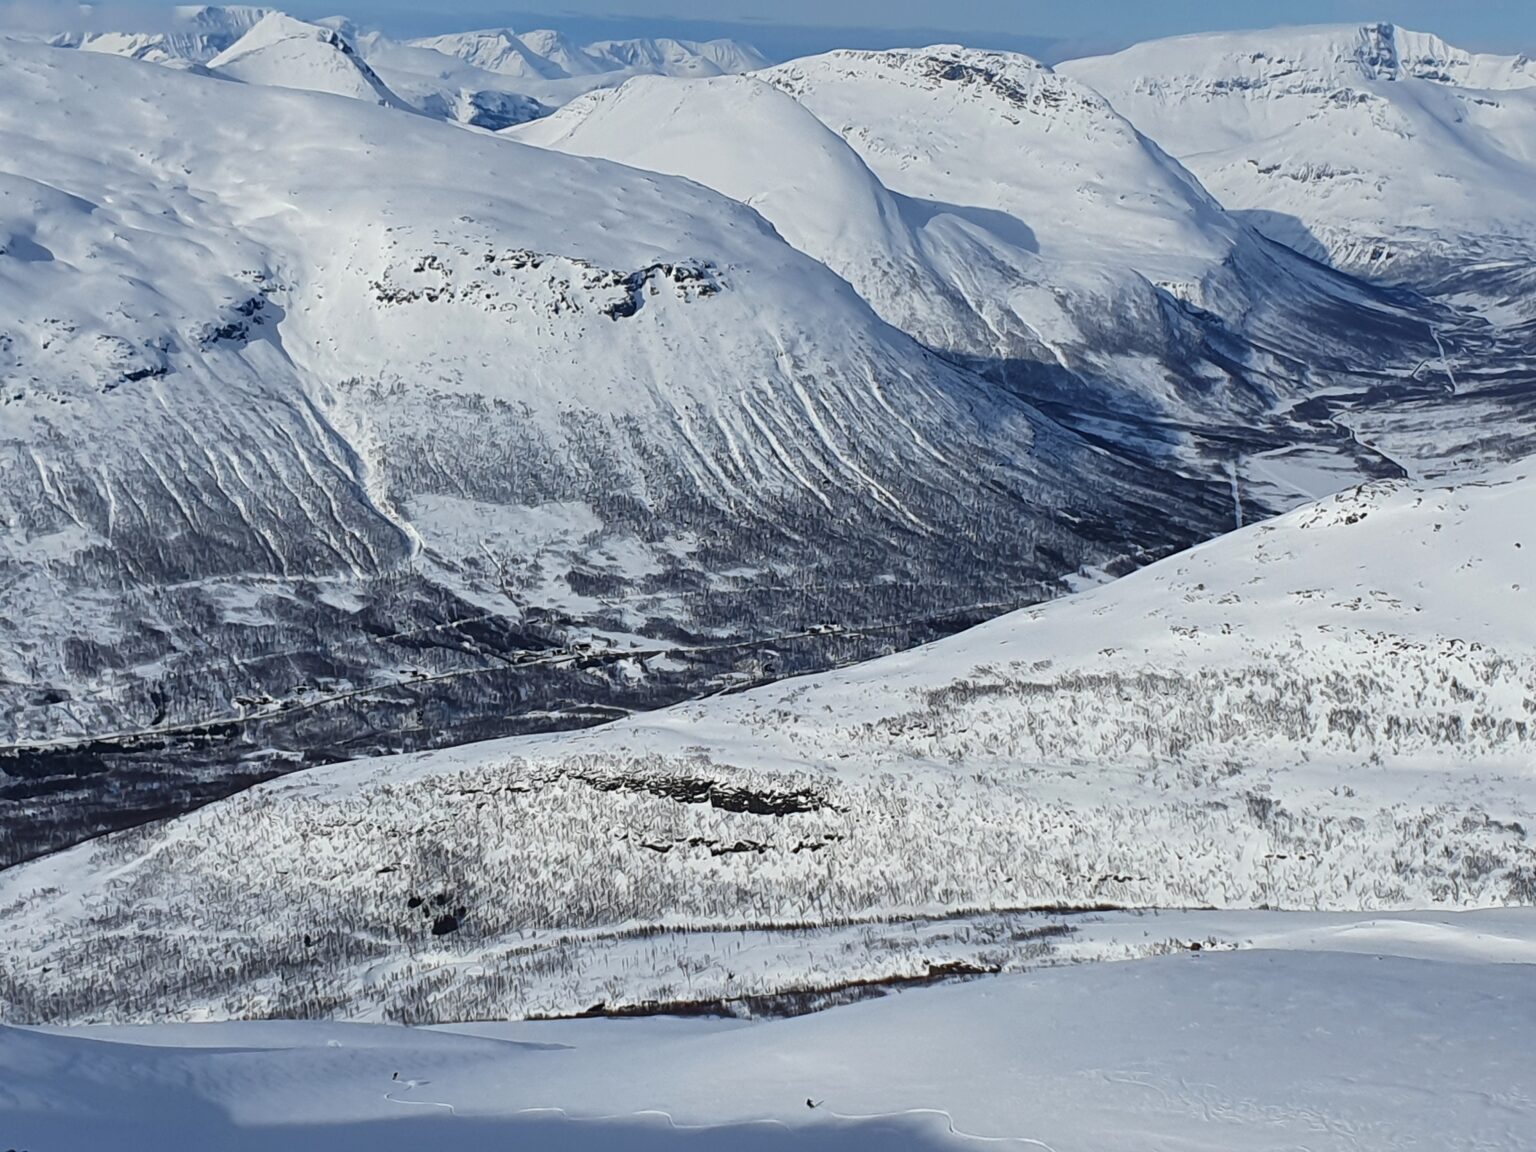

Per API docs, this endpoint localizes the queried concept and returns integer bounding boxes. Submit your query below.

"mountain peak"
[208,12,408,108]
[219,11,345,51]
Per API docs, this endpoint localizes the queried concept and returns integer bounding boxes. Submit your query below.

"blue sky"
[4,2,1530,60]
[316,1,1536,59]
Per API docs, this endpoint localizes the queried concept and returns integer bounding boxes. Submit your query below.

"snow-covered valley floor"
[5,912,1533,1150]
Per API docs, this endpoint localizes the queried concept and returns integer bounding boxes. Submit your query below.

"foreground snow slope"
[5,942,1534,1150]
[0,36,1231,861]
[3,464,1531,1022]
[1062,24,1536,300]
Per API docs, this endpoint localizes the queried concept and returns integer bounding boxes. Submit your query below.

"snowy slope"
[3,463,1531,1021]
[1062,24,1536,296]
[207,13,408,108]
[0,37,1233,861]
[4,942,1535,1149]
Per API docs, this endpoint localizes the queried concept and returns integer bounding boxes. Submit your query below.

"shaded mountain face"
[1061,24,1536,306]
[4,460,1531,1023]
[0,39,1229,865]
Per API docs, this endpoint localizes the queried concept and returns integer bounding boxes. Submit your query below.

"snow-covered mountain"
[381,28,768,115]
[412,27,766,91]
[762,46,1243,287]
[512,74,994,373]
[4,461,1530,1021]
[307,22,551,129]
[0,36,1239,865]
[515,52,1536,503]
[56,5,274,65]
[45,8,765,127]
[1062,24,1536,305]
[207,13,408,108]
[511,61,1303,406]
[2,14,1535,1092]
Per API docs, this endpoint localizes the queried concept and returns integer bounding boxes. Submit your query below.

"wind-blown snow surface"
[5,937,1535,1150]
[3,464,1531,1022]
[0,36,1241,862]
[1062,24,1536,301]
